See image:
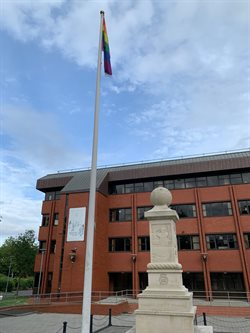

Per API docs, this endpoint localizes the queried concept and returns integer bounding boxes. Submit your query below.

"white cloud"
[0,0,249,243]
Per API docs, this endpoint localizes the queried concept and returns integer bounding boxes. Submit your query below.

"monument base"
[126,326,213,333]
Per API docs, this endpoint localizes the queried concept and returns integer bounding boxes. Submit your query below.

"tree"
[0,230,38,279]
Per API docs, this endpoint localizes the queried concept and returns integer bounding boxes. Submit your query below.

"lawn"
[0,295,29,307]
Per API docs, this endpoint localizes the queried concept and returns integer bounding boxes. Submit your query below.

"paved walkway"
[1,310,250,333]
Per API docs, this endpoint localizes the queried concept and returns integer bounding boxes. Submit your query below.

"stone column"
[135,187,196,333]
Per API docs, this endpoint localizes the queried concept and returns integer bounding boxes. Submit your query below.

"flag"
[102,16,112,75]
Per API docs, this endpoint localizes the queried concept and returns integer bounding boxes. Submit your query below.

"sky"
[0,0,249,245]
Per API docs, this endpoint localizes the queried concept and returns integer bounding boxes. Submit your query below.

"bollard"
[108,308,112,326]
[63,321,67,333]
[90,314,93,333]
[203,312,207,326]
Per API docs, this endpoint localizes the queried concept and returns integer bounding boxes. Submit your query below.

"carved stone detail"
[147,263,182,270]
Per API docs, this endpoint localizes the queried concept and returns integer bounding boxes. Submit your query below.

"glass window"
[110,208,132,222]
[202,202,232,217]
[206,234,238,250]
[39,241,46,252]
[144,181,154,192]
[50,240,56,254]
[185,178,196,188]
[218,175,230,185]
[42,214,50,227]
[242,172,250,184]
[55,191,61,200]
[109,238,132,252]
[196,177,207,187]
[137,206,153,220]
[53,213,59,226]
[244,234,250,248]
[238,200,250,215]
[164,180,174,189]
[177,235,200,250]
[134,182,144,193]
[174,179,185,189]
[45,192,54,201]
[153,180,164,188]
[207,176,219,187]
[230,173,242,184]
[116,184,125,194]
[125,183,134,193]
[138,236,150,251]
[210,273,245,292]
[171,204,197,218]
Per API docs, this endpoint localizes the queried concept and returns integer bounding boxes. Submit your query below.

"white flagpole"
[81,10,104,333]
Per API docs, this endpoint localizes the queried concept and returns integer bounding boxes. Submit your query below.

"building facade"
[34,151,250,297]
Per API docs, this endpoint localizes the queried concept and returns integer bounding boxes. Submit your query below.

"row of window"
[39,233,250,254]
[109,172,250,194]
[110,200,250,222]
[108,233,250,252]
[42,213,59,227]
[41,200,250,227]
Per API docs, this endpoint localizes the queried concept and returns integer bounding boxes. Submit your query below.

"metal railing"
[1,289,250,307]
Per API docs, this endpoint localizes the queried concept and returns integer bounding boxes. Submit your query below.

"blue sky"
[0,0,249,244]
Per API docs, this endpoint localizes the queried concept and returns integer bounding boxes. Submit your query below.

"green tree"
[0,230,38,281]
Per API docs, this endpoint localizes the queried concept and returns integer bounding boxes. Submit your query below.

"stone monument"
[134,187,213,333]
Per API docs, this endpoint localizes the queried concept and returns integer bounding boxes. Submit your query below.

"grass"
[0,295,29,307]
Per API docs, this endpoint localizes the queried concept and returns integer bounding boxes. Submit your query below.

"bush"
[12,276,34,290]
[0,274,13,292]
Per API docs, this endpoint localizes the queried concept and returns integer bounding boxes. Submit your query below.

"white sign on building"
[67,207,86,242]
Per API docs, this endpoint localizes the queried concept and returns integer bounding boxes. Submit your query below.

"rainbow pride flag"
[102,16,112,75]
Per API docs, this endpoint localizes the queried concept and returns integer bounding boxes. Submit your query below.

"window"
[53,213,59,225]
[109,208,132,222]
[125,183,134,193]
[196,177,207,187]
[39,241,46,252]
[218,174,230,185]
[153,180,164,188]
[42,214,50,226]
[138,236,150,251]
[242,172,250,184]
[164,180,174,189]
[244,234,250,248]
[206,234,238,250]
[207,176,219,187]
[134,182,144,193]
[50,240,56,254]
[108,171,250,195]
[210,272,245,292]
[238,200,250,215]
[174,179,185,189]
[177,235,200,250]
[45,191,61,201]
[137,206,153,220]
[202,202,232,217]
[185,178,196,188]
[230,173,242,184]
[109,238,132,252]
[171,204,197,218]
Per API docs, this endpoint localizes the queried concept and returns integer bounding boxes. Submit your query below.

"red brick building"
[34,151,250,297]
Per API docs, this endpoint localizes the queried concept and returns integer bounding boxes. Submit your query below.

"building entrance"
[109,272,132,292]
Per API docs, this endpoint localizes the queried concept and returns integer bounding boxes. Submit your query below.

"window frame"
[109,208,132,222]
[206,234,238,250]
[177,235,200,250]
[202,201,232,217]
[108,237,132,252]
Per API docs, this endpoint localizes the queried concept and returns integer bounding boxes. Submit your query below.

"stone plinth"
[135,187,207,333]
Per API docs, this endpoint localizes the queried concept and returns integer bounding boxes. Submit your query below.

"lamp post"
[37,249,46,297]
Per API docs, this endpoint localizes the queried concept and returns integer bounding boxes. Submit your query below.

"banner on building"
[67,207,86,242]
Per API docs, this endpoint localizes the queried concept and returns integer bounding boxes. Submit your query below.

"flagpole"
[81,10,104,333]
